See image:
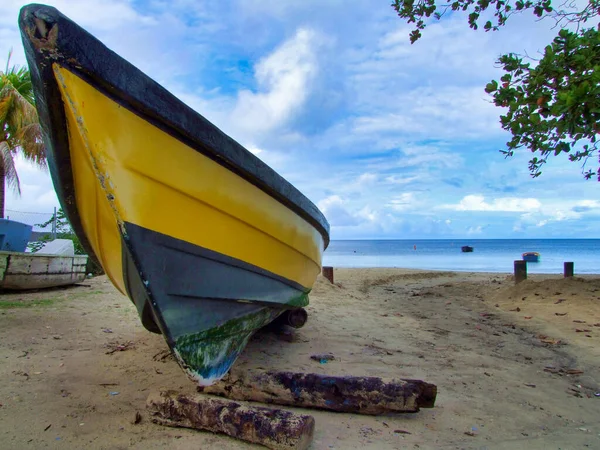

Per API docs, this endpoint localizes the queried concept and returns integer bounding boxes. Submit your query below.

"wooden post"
[271,308,308,329]
[322,266,334,283]
[514,260,527,284]
[147,390,315,450]
[201,370,437,415]
[564,262,574,278]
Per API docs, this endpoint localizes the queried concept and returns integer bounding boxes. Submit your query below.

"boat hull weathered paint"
[522,252,540,263]
[19,4,330,385]
[0,251,88,290]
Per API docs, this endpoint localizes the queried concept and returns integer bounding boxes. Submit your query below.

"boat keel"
[172,307,282,386]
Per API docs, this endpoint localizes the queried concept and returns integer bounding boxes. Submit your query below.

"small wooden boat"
[461,246,474,253]
[19,5,329,385]
[522,252,540,262]
[0,250,87,290]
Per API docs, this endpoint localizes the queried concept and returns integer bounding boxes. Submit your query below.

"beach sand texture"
[0,268,599,449]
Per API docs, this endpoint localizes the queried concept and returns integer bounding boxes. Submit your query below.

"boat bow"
[19,4,330,385]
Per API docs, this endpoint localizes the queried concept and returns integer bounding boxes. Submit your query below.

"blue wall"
[0,219,33,252]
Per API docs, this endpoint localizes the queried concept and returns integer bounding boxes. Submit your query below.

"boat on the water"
[461,246,474,252]
[19,5,329,386]
[522,252,540,262]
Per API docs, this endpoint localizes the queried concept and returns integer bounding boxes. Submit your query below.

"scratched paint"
[53,65,127,237]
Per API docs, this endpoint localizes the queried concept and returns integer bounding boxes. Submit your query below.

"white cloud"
[384,175,421,185]
[246,145,264,155]
[444,195,542,212]
[467,225,483,234]
[2,0,600,240]
[5,156,59,215]
[351,86,501,140]
[317,195,361,227]
[357,205,378,222]
[572,199,600,211]
[2,0,204,88]
[357,172,377,185]
[0,0,152,30]
[387,193,417,211]
[543,209,579,222]
[398,144,463,169]
[232,28,319,135]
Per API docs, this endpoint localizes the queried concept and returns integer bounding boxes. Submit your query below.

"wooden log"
[514,260,527,284]
[147,390,315,450]
[271,308,308,329]
[322,266,334,283]
[201,370,437,415]
[564,262,574,278]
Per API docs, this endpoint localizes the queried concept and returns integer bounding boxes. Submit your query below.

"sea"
[322,239,600,274]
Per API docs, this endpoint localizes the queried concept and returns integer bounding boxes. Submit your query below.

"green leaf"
[485,80,499,93]
[390,1,600,181]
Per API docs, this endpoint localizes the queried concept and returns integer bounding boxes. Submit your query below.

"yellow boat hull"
[20,4,329,385]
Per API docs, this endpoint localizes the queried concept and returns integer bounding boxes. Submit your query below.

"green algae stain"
[171,288,311,384]
[173,307,282,384]
[285,290,310,308]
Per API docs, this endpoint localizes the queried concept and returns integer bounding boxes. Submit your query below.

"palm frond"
[0,83,38,123]
[1,83,38,133]
[14,123,46,169]
[0,54,45,204]
[4,49,12,74]
[1,51,35,106]
[3,72,35,104]
[0,87,15,125]
[0,140,21,195]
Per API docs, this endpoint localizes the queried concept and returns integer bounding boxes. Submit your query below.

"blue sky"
[2,0,600,239]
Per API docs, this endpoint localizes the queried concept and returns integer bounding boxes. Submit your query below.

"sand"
[1,268,599,449]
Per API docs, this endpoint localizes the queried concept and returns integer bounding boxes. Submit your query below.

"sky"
[2,0,600,239]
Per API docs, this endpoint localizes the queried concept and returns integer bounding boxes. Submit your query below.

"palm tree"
[0,50,46,218]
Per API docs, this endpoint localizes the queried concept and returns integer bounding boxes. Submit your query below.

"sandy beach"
[1,268,599,449]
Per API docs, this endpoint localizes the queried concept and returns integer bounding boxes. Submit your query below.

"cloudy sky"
[2,0,599,239]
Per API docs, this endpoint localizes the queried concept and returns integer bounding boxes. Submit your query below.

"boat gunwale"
[18,4,330,269]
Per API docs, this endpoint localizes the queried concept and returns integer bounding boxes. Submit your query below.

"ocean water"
[322,239,600,274]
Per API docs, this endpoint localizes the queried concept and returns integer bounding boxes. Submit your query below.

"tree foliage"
[0,50,46,217]
[391,0,600,179]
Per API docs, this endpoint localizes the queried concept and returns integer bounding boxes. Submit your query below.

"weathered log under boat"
[19,4,329,385]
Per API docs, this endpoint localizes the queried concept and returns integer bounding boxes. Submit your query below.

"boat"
[461,246,474,253]
[0,249,87,290]
[1,221,88,290]
[522,252,540,262]
[19,5,330,386]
